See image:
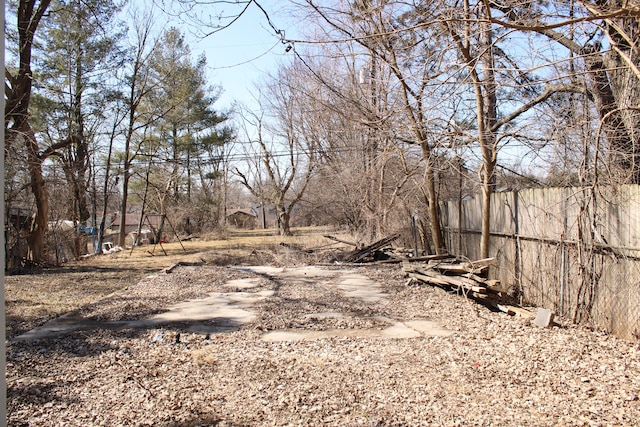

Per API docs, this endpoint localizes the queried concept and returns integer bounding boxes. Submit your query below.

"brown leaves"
[7,265,640,426]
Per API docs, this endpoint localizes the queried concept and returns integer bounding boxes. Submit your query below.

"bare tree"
[290,49,423,239]
[116,8,162,247]
[485,0,640,183]
[234,64,319,235]
[4,0,71,262]
[444,2,499,259]
[34,0,124,257]
[305,0,455,253]
[301,0,597,257]
[444,0,593,257]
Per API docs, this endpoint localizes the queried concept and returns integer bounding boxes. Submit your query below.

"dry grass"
[4,226,348,339]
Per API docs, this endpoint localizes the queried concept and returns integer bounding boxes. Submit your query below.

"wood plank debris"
[324,233,453,264]
[430,257,496,275]
[374,253,454,265]
[341,233,401,263]
[403,258,534,318]
[461,257,498,270]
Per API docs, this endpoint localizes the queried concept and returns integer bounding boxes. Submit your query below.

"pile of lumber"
[331,233,401,263]
[403,257,533,318]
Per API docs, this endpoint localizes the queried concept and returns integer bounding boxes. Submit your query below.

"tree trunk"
[601,8,640,182]
[5,0,53,262]
[118,114,133,247]
[119,62,139,247]
[276,203,292,236]
[118,165,131,247]
[583,52,639,182]
[172,126,180,199]
[478,26,498,260]
[25,125,49,262]
[73,9,90,227]
[422,154,445,255]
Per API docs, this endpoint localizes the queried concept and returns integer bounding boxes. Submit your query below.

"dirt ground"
[5,231,640,426]
[5,229,333,340]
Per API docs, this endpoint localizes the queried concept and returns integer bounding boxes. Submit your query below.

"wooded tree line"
[4,0,640,265]
[236,0,640,256]
[5,0,234,264]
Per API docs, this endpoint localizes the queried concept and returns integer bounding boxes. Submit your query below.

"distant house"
[227,208,258,229]
[110,213,164,234]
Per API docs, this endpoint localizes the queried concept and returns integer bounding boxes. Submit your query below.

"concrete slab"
[236,266,388,303]
[15,314,109,340]
[277,266,350,278]
[262,329,381,342]
[404,320,454,337]
[15,265,453,343]
[15,289,273,341]
[223,278,261,289]
[533,308,555,328]
[337,274,388,302]
[262,318,452,342]
[379,324,422,339]
[226,290,275,305]
[134,291,273,326]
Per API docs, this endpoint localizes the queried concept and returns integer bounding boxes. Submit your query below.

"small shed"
[110,213,163,234]
[227,208,258,229]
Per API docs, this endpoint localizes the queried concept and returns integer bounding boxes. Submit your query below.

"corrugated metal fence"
[440,185,640,340]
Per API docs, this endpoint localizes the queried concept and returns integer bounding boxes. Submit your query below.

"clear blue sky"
[187,2,298,113]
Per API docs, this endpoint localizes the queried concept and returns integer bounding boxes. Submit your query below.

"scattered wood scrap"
[402,258,534,318]
[341,233,400,263]
[374,253,454,265]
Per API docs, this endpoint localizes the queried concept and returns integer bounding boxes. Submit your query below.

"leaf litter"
[7,262,640,426]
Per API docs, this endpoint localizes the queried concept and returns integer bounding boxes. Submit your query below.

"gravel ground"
[6,264,640,426]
